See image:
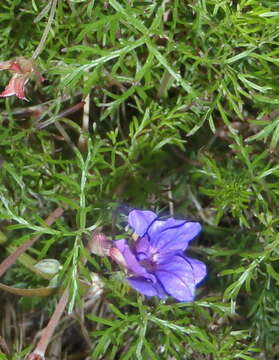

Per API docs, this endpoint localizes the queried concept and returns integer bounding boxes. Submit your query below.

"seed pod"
[34,259,61,275]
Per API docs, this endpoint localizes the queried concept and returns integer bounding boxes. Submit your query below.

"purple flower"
[112,210,206,302]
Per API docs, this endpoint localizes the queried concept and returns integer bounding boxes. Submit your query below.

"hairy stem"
[27,288,69,360]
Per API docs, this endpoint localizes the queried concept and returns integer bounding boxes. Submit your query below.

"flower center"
[139,258,156,272]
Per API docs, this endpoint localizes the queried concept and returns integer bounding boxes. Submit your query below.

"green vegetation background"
[0,0,278,359]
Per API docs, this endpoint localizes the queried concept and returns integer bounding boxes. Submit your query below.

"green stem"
[32,0,58,60]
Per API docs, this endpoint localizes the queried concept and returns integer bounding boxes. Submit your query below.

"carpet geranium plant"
[0,0,278,359]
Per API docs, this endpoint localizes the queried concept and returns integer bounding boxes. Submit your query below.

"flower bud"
[87,232,111,257]
[109,247,127,268]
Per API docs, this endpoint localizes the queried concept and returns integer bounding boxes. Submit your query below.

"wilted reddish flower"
[0,57,44,101]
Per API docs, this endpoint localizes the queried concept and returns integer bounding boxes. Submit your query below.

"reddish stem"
[0,207,64,278]
[27,288,69,360]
